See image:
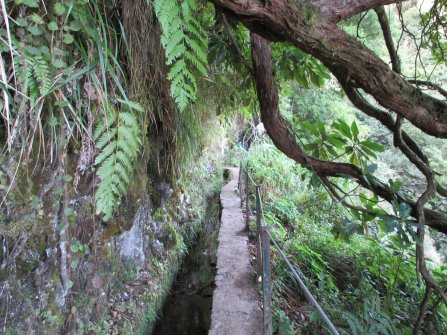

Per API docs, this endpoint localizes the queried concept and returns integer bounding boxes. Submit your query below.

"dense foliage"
[0,0,147,220]
[243,137,447,334]
[2,0,447,333]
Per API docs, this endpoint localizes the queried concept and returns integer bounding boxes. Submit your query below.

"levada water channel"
[152,195,221,335]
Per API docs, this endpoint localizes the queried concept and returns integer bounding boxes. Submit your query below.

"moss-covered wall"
[0,147,224,335]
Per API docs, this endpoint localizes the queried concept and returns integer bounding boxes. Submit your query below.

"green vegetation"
[94,101,144,220]
[0,0,147,219]
[153,0,208,111]
[244,139,447,334]
[2,0,447,333]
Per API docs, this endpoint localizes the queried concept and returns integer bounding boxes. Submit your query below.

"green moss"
[5,327,20,335]
[166,221,183,249]
[16,257,39,279]
[101,219,124,240]
[152,208,166,222]
[51,270,61,286]
[288,0,320,26]
[137,253,180,335]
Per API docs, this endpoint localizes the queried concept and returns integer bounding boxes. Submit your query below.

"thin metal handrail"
[239,162,340,335]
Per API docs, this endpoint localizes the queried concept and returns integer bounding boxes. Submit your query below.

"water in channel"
[152,196,221,335]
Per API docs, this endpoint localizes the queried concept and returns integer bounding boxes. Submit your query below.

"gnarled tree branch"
[250,31,447,233]
[210,0,447,137]
[304,0,404,23]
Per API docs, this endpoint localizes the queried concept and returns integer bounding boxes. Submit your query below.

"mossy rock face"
[101,219,125,241]
[16,256,39,279]
[0,136,225,334]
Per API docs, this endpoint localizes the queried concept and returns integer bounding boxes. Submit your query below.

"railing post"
[245,167,250,230]
[261,226,272,335]
[256,186,262,275]
[239,162,243,208]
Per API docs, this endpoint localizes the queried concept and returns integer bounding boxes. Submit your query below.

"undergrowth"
[244,141,447,335]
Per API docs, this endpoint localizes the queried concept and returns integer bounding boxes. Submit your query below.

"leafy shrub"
[244,141,447,334]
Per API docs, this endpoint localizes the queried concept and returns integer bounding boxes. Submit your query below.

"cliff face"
[0,148,224,334]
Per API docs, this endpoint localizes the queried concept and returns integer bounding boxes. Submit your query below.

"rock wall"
[0,149,223,335]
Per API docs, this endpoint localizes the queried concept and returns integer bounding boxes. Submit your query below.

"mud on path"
[209,167,263,335]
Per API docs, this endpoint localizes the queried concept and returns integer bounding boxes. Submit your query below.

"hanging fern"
[153,0,208,111]
[94,100,143,221]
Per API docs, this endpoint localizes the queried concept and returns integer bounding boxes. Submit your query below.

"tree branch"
[393,103,447,320]
[249,31,447,234]
[221,14,254,75]
[305,0,404,23]
[413,161,447,318]
[249,31,362,178]
[321,177,383,217]
[413,283,432,335]
[340,81,447,198]
[210,0,447,138]
[408,80,447,99]
[375,6,401,73]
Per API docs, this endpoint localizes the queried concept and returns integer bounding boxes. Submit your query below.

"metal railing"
[237,163,340,335]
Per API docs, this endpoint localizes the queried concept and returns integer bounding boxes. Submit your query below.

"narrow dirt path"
[209,167,263,335]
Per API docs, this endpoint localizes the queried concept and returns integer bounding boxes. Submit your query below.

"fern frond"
[20,56,40,105]
[167,59,187,80]
[119,111,139,127]
[184,50,207,76]
[93,101,142,221]
[33,56,51,96]
[95,128,118,150]
[154,0,208,111]
[164,30,184,57]
[117,138,137,157]
[118,127,140,151]
[166,44,187,65]
[28,72,40,106]
[116,98,145,113]
[116,151,132,170]
[94,110,118,140]
[115,161,130,185]
[184,20,207,46]
[94,141,118,165]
